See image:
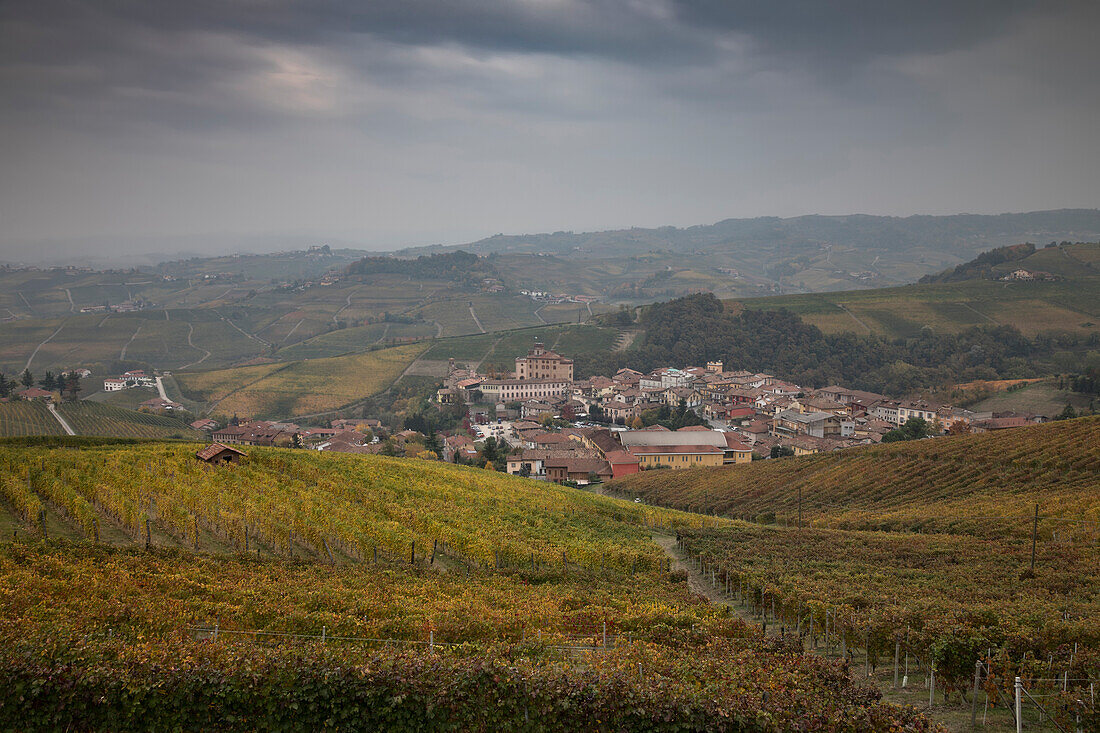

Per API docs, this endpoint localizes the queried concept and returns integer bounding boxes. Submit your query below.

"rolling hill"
[0,438,935,731]
[606,416,1100,538]
[731,242,1100,339]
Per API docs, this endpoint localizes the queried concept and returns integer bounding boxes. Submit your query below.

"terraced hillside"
[608,416,1100,538]
[0,438,934,730]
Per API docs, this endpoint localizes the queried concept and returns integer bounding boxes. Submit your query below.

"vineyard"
[0,438,941,730]
[0,402,64,437]
[673,523,1100,730]
[54,402,200,440]
[0,439,710,572]
[609,416,1100,539]
[174,342,426,419]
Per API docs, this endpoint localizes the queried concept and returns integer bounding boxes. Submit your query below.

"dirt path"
[468,305,486,333]
[834,303,872,334]
[217,311,270,346]
[25,323,64,370]
[64,288,76,313]
[176,322,212,370]
[119,324,142,360]
[533,305,548,324]
[651,531,1009,731]
[154,377,169,401]
[652,533,738,607]
[47,402,76,436]
[961,302,1000,325]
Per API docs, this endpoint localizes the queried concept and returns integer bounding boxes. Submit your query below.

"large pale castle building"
[515,342,574,382]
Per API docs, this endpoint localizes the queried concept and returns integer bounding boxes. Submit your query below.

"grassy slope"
[175,342,428,419]
[968,379,1096,416]
[727,245,1100,338]
[608,416,1100,538]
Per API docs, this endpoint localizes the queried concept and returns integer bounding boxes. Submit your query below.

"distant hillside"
[920,241,1100,283]
[607,416,1100,539]
[732,242,1100,339]
[398,209,1100,298]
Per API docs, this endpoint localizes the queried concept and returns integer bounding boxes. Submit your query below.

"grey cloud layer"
[0,1,1097,253]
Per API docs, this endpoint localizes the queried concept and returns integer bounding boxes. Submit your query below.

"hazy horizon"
[2,1,1099,264]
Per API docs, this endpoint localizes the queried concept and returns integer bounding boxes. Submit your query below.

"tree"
[39,371,56,391]
[20,369,33,388]
[61,372,82,401]
[629,416,644,430]
[0,373,10,399]
[291,432,304,449]
[1055,404,1078,421]
[882,417,931,443]
[539,413,555,427]
[560,403,576,421]
[380,438,399,456]
[770,445,795,458]
[424,430,443,458]
[518,463,531,478]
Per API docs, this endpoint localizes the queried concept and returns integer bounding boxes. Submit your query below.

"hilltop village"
[200,340,1049,487]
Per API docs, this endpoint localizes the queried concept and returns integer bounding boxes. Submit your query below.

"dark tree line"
[573,293,1098,397]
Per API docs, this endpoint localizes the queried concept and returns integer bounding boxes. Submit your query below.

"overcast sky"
[1,1,1098,259]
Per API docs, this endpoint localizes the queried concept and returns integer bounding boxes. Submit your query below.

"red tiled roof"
[196,443,246,461]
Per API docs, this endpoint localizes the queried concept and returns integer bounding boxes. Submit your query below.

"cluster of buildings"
[103,370,156,392]
[433,341,1052,480]
[518,290,600,305]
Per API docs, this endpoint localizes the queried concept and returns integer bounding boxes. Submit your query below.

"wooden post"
[602,622,607,649]
[323,539,335,565]
[92,516,99,544]
[410,541,415,565]
[39,509,47,540]
[971,660,981,727]
[929,659,935,708]
[373,546,378,564]
[894,643,900,688]
[798,486,802,530]
[145,518,152,550]
[1030,503,1039,572]
[243,525,249,553]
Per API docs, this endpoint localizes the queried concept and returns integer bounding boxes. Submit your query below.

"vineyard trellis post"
[1014,677,1022,733]
[971,660,981,728]
[1030,503,1039,572]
